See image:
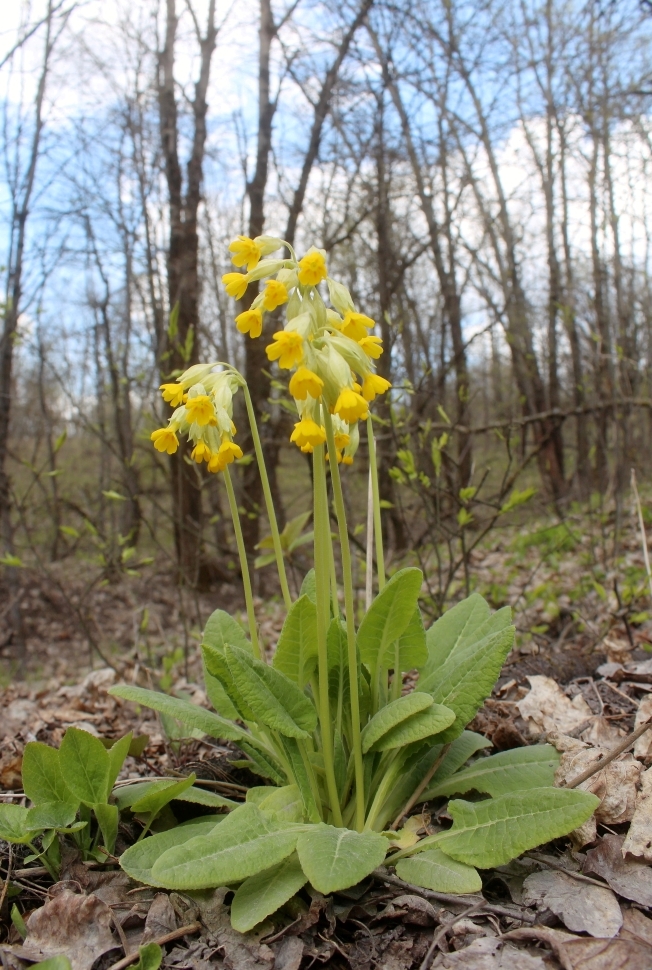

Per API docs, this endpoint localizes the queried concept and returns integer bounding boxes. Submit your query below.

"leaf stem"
[323,409,365,831]
[222,466,261,658]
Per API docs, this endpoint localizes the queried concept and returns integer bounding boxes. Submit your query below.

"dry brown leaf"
[0,751,22,790]
[8,890,117,970]
[380,893,438,926]
[521,869,622,938]
[623,765,652,862]
[273,937,304,970]
[193,887,276,969]
[584,834,652,906]
[141,892,177,943]
[505,926,652,970]
[620,908,652,947]
[517,675,593,735]
[635,697,652,761]
[439,937,548,969]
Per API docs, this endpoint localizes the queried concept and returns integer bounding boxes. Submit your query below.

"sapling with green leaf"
[106,236,599,932]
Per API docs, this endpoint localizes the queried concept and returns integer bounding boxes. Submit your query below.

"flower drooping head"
[229,236,263,272]
[298,247,327,286]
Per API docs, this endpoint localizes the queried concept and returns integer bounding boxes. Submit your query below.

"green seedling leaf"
[99,734,149,758]
[130,944,162,970]
[25,802,77,831]
[120,818,222,884]
[150,803,301,890]
[130,774,196,814]
[421,594,490,680]
[231,853,307,932]
[31,957,73,970]
[361,692,434,753]
[358,568,423,668]
[107,732,133,791]
[108,685,253,746]
[416,788,600,869]
[115,779,238,811]
[11,904,28,938]
[296,824,388,894]
[22,741,77,808]
[396,847,481,894]
[300,568,317,603]
[0,804,39,843]
[94,802,119,854]
[59,727,111,805]
[226,645,317,739]
[273,595,318,687]
[371,704,456,752]
[424,745,559,800]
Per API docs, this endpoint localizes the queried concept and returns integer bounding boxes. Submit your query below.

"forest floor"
[4,506,652,968]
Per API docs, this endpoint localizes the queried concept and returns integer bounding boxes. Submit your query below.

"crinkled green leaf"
[114,779,238,811]
[358,568,423,668]
[130,774,196,814]
[371,703,456,752]
[258,785,305,824]
[424,745,559,800]
[231,853,307,932]
[119,817,222,884]
[202,645,256,721]
[203,663,240,720]
[424,731,493,795]
[25,802,77,831]
[421,593,490,680]
[394,608,428,672]
[21,742,77,808]
[300,568,317,603]
[59,727,111,805]
[151,803,301,889]
[361,692,434,753]
[297,824,388,894]
[226,645,317,739]
[396,847,481,894]
[203,609,251,652]
[273,595,318,687]
[109,684,251,745]
[278,737,321,823]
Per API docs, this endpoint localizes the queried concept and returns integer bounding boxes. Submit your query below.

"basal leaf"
[230,853,307,932]
[120,817,222,884]
[424,731,492,795]
[237,742,286,785]
[94,801,119,854]
[203,662,240,720]
[273,595,318,687]
[108,684,251,745]
[394,608,428,672]
[114,779,238,811]
[424,745,559,800]
[25,802,77,831]
[361,692,434,754]
[0,803,39,843]
[203,609,251,652]
[371,704,456,752]
[421,593,490,680]
[130,943,162,970]
[130,774,196,814]
[107,733,133,792]
[357,568,423,669]
[151,802,301,889]
[202,644,256,721]
[21,742,77,808]
[258,785,305,824]
[300,568,317,603]
[429,788,600,869]
[296,824,388,894]
[59,727,111,805]
[226,645,317,739]
[278,737,321,823]
[396,847,482,894]
[373,744,446,831]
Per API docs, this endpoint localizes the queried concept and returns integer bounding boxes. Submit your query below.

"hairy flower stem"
[223,466,261,658]
[366,416,385,591]
[242,383,292,610]
[313,439,343,826]
[323,410,365,831]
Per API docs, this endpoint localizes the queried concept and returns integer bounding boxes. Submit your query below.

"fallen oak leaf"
[503,926,652,970]
[521,869,622,938]
[584,834,652,907]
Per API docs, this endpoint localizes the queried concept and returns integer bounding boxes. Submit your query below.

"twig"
[562,718,652,789]
[420,902,487,970]
[106,922,201,970]
[524,853,610,889]
[0,844,12,913]
[373,868,535,923]
[632,468,652,605]
[390,744,451,830]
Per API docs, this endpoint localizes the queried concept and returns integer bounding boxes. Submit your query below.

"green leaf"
[300,569,317,603]
[130,774,196,814]
[296,824,388,894]
[130,943,162,970]
[396,847,481,894]
[278,738,321,823]
[203,663,240,720]
[94,802,119,854]
[358,568,423,669]
[361,692,434,754]
[25,802,77,831]
[226,645,317,739]
[394,608,428,672]
[150,803,301,890]
[420,731,492,798]
[424,745,559,800]
[237,743,286,785]
[371,704,456,752]
[273,595,318,687]
[258,785,305,824]
[231,853,307,932]
[426,788,600,869]
[108,685,251,746]
[203,609,251,652]
[115,779,238,811]
[0,804,38,843]
[421,594,490,680]
[59,727,111,805]
[202,645,254,721]
[22,742,77,807]
[11,904,28,938]
[31,958,73,970]
[420,627,515,742]
[107,732,133,792]
[120,818,222,884]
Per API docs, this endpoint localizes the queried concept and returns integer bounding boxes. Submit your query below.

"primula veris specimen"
[117,234,600,933]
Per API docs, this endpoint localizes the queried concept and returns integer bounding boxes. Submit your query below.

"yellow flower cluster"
[151,365,242,474]
[221,235,391,463]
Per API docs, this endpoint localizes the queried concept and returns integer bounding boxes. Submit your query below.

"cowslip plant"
[108,236,598,933]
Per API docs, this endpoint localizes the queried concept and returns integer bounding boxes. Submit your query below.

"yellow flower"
[290,418,327,449]
[185,394,216,426]
[191,441,212,463]
[212,439,244,472]
[359,335,383,359]
[289,366,324,400]
[222,272,248,300]
[266,330,304,369]
[229,236,263,272]
[342,455,353,465]
[334,388,368,423]
[160,382,186,407]
[298,248,327,286]
[341,311,375,342]
[151,427,179,454]
[335,432,350,450]
[362,373,391,402]
[262,279,289,311]
[235,308,263,338]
